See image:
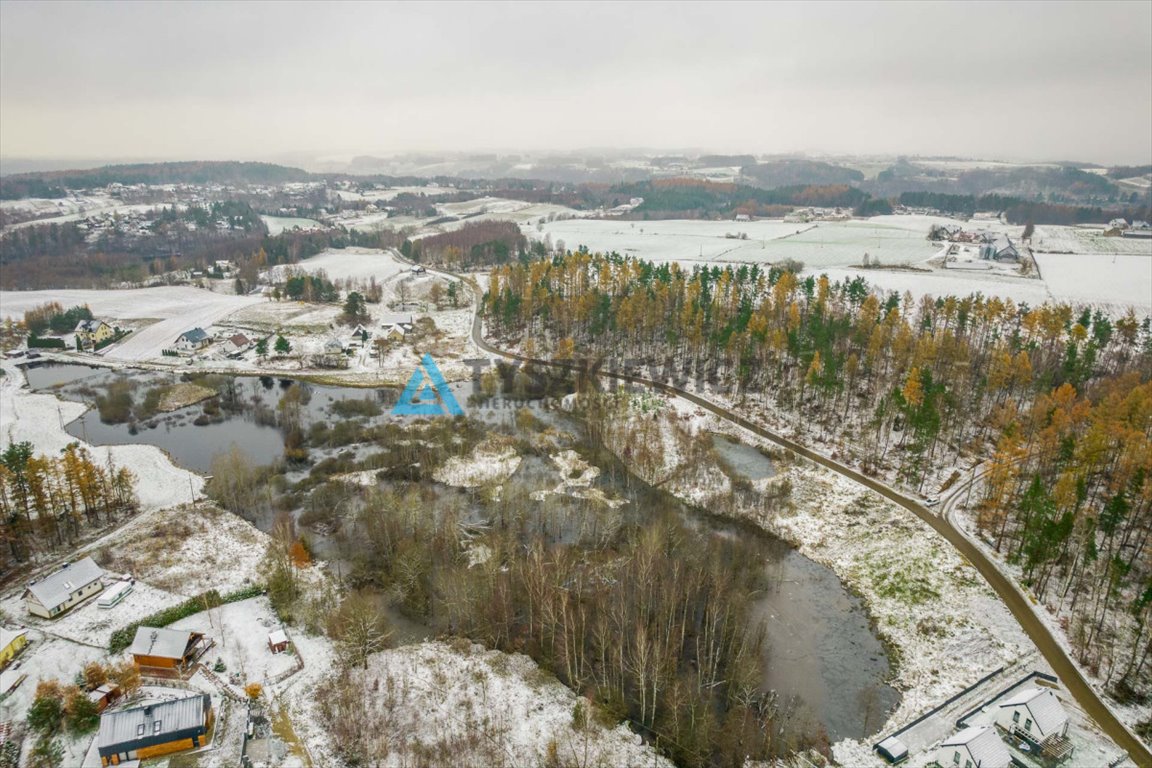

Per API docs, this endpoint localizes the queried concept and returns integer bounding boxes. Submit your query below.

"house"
[97,693,212,766]
[23,557,104,618]
[934,726,1010,768]
[323,338,345,355]
[129,627,211,673]
[268,629,289,654]
[222,333,251,357]
[979,235,1019,262]
[995,687,1072,759]
[0,628,28,668]
[380,314,414,340]
[87,682,122,713]
[75,319,116,349]
[174,328,210,351]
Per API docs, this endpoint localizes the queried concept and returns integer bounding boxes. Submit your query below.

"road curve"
[407,257,1149,764]
[467,326,1148,764]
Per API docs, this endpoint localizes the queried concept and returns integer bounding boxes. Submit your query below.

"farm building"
[23,557,104,618]
[174,327,210,351]
[0,628,28,668]
[995,687,1072,760]
[97,693,213,766]
[75,319,116,349]
[268,629,289,654]
[934,725,1010,768]
[129,627,212,674]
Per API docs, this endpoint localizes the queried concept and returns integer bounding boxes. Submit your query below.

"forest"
[0,442,139,572]
[484,251,1152,706]
[402,220,527,268]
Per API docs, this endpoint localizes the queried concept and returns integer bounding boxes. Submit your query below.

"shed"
[97,693,212,766]
[87,682,122,713]
[268,629,289,654]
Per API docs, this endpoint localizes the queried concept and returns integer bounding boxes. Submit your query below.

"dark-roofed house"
[23,557,104,618]
[175,327,210,351]
[979,235,1020,262]
[934,725,1010,768]
[129,627,211,674]
[995,687,1073,760]
[97,693,212,766]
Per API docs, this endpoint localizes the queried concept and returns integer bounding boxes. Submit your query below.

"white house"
[934,726,1010,768]
[175,327,211,351]
[23,557,105,619]
[979,235,1020,262]
[995,687,1069,744]
[222,333,252,357]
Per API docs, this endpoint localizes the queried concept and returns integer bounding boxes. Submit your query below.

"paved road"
[417,261,1150,765]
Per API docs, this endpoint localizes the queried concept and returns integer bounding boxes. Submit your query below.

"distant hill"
[740,159,865,188]
[0,161,313,199]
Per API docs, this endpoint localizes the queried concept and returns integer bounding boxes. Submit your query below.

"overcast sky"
[2,0,1150,166]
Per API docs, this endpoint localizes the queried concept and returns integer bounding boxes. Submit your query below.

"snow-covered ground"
[0,358,205,510]
[293,640,670,768]
[261,215,326,235]
[263,246,408,284]
[0,286,262,361]
[528,215,1151,314]
[432,436,521,488]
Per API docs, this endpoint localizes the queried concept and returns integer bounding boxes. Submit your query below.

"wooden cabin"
[129,627,210,674]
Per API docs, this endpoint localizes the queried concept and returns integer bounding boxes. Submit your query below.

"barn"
[97,693,212,766]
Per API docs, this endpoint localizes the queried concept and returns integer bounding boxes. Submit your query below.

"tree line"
[483,251,1152,701]
[0,442,139,573]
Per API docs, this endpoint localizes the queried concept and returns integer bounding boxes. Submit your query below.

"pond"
[23,362,899,741]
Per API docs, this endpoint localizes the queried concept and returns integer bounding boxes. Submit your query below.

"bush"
[27,336,66,349]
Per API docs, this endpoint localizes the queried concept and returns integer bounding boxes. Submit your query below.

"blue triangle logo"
[393,354,464,416]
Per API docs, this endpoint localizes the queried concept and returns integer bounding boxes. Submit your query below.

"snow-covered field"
[1037,251,1152,312]
[0,286,262,361]
[529,215,1152,313]
[264,246,408,284]
[261,215,326,235]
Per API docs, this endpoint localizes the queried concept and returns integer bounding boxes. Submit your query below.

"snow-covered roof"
[128,627,196,660]
[269,629,288,645]
[940,726,1010,768]
[97,693,210,751]
[75,319,108,333]
[998,687,1068,737]
[25,557,103,610]
[177,327,209,343]
[0,627,27,649]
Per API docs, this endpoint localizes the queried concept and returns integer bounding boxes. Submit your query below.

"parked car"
[924,496,940,507]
